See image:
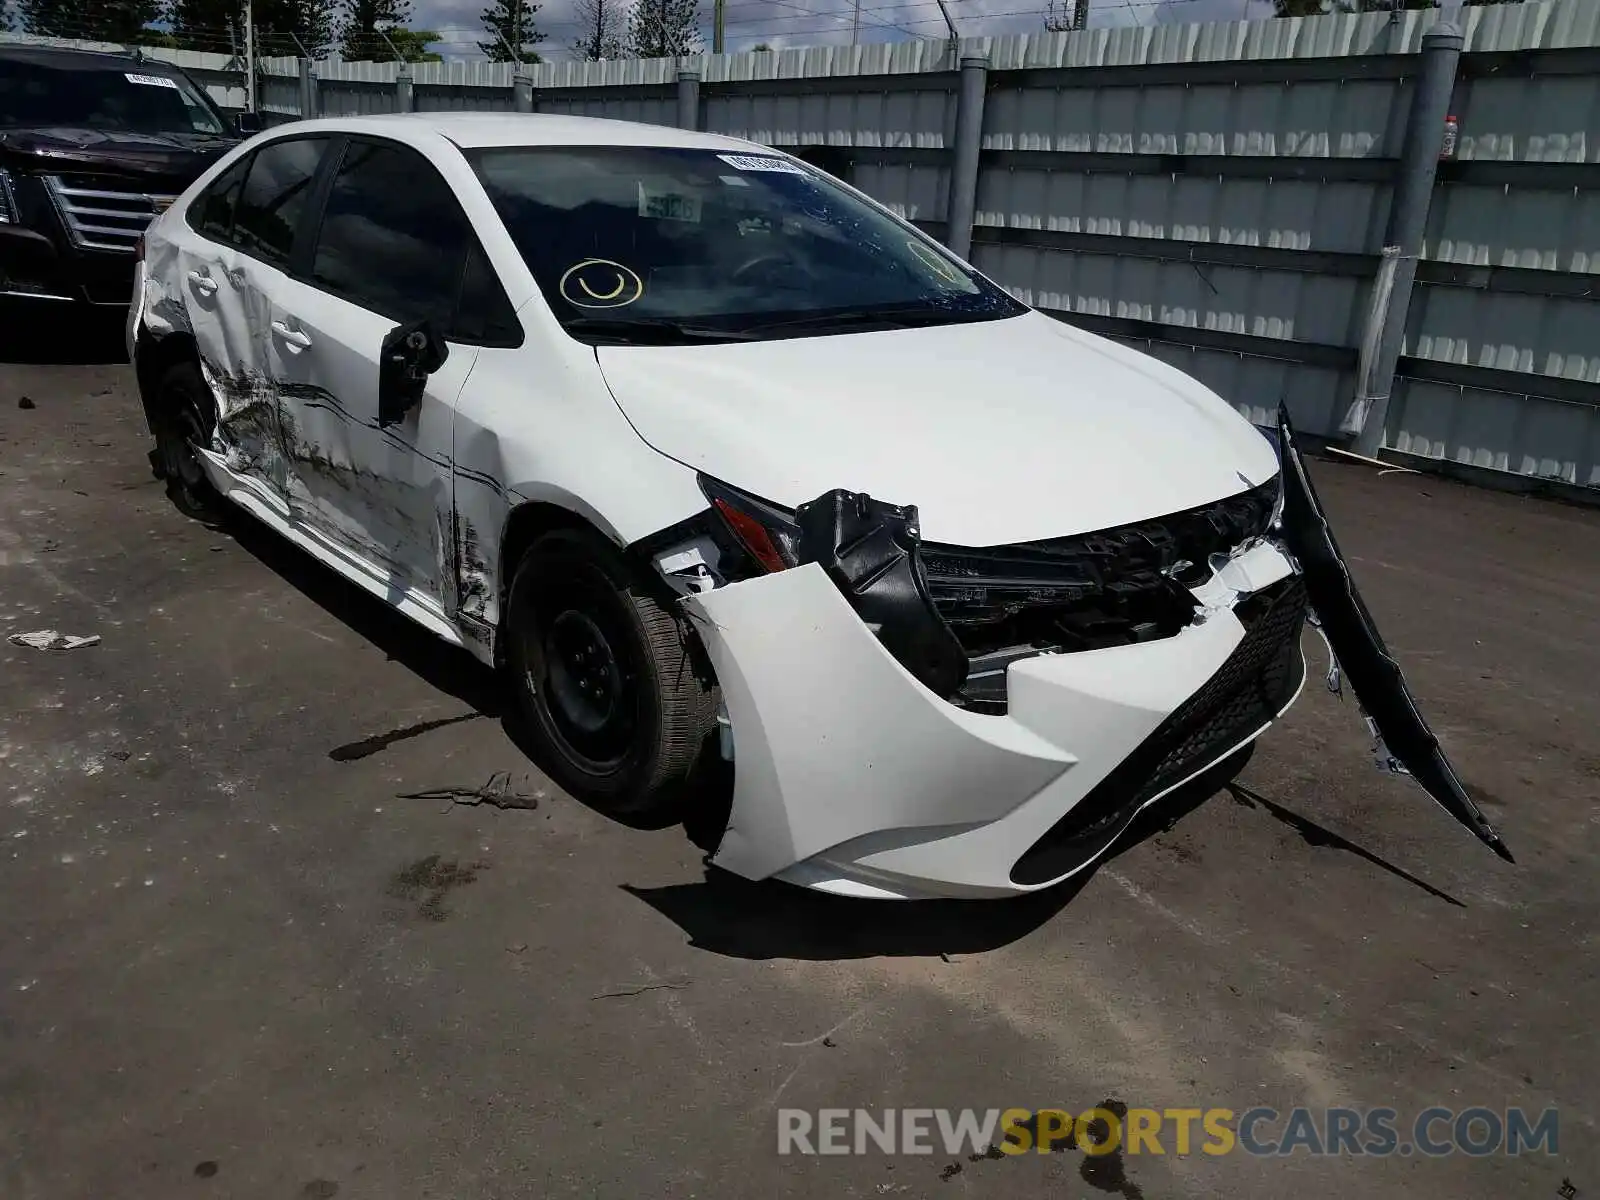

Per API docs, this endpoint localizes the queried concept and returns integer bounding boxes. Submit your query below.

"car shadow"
[622,746,1256,962]
[0,302,130,365]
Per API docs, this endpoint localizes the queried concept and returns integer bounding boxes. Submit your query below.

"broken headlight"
[698,476,802,575]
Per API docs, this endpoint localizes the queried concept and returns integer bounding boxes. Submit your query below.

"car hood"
[0,126,238,180]
[594,310,1281,546]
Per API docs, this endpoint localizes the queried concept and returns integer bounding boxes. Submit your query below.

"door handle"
[271,320,313,349]
[186,269,217,297]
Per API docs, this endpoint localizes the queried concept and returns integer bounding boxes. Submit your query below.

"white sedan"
[127,113,1509,899]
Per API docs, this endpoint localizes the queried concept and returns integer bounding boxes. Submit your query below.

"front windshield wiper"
[562,317,756,345]
[735,307,969,336]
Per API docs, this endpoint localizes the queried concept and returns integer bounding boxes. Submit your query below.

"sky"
[413,0,1281,61]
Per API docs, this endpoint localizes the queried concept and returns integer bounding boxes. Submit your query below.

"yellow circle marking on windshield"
[905,239,965,284]
[559,259,644,309]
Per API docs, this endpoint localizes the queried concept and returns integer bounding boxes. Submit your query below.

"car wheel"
[505,527,719,818]
[153,360,226,525]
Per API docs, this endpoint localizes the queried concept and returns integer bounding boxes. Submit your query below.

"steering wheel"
[730,253,803,285]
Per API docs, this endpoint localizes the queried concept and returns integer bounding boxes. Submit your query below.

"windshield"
[0,59,227,135]
[470,145,1026,344]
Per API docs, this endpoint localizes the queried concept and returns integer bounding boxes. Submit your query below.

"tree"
[479,0,545,60]
[626,0,701,58]
[337,0,410,59]
[21,0,160,39]
[572,0,624,59]
[165,0,333,58]
[383,26,441,60]
[1042,0,1086,30]
[750,41,773,50]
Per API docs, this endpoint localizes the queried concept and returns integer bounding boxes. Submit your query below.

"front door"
[269,273,473,605]
[269,136,494,611]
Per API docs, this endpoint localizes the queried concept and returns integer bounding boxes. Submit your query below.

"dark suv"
[0,45,257,309]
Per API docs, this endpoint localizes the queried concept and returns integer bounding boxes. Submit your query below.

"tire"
[152,359,226,525]
[504,527,719,818]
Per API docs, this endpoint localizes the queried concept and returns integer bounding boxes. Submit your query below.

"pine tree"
[572,0,623,59]
[479,0,545,61]
[337,0,411,60]
[1272,0,1521,13]
[625,0,700,58]
[166,0,334,57]
[21,0,159,39]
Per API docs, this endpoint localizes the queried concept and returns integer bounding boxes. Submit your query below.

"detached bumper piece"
[1274,405,1513,863]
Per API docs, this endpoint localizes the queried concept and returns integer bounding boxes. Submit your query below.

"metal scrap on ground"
[8,630,101,651]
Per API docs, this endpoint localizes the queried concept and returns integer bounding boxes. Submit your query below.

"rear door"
[171,135,331,509]
[268,135,495,610]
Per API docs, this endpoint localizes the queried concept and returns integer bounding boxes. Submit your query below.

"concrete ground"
[0,320,1595,1199]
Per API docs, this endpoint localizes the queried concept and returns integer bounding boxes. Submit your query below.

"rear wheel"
[152,359,225,525]
[505,527,718,818]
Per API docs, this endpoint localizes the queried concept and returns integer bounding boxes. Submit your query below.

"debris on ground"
[8,630,100,651]
[396,771,544,810]
[17,396,35,410]
[591,981,690,1000]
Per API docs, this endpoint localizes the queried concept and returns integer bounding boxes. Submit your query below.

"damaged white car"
[128,113,1510,899]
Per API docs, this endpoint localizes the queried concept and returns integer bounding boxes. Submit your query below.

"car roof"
[0,44,185,73]
[276,112,765,154]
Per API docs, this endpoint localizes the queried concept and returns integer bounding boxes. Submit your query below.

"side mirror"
[233,111,263,136]
[379,320,449,428]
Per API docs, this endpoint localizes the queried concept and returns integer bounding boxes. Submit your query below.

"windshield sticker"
[638,184,702,223]
[717,153,808,175]
[905,239,967,286]
[719,175,750,187]
[559,259,644,309]
[125,72,180,89]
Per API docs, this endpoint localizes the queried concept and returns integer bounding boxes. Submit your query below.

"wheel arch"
[133,327,202,435]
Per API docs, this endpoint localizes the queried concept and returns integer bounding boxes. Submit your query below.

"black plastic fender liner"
[795,489,970,700]
[1274,405,1514,863]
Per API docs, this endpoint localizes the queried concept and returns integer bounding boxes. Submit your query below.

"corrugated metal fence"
[5,4,1597,496]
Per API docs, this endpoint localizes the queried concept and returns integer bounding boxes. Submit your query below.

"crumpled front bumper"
[685,538,1306,899]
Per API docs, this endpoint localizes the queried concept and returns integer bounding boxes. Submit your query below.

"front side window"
[469,145,1026,344]
[309,140,472,328]
[0,59,226,135]
[233,137,325,268]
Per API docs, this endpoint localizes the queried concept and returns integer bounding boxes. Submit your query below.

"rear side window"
[234,137,324,268]
[310,140,470,328]
[186,154,250,243]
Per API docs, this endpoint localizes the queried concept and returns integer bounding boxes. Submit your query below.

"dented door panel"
[1274,406,1513,862]
[270,273,473,606]
[146,227,291,505]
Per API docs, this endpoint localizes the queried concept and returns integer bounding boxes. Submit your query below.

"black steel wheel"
[153,360,225,524]
[505,527,718,817]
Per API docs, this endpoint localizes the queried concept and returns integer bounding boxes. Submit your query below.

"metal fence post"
[1352,20,1463,458]
[677,69,701,131]
[514,66,535,113]
[944,54,989,262]
[298,57,320,120]
[395,66,415,113]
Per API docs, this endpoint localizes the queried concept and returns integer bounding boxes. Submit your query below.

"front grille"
[43,175,177,252]
[0,169,16,224]
[926,477,1279,662]
[1009,575,1307,885]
